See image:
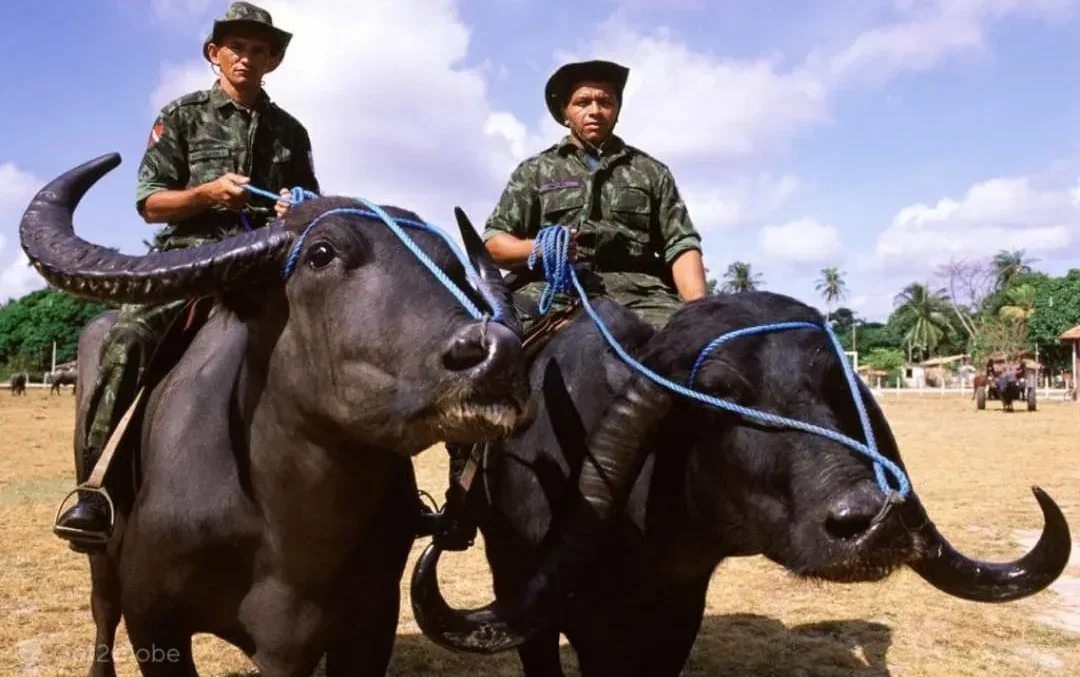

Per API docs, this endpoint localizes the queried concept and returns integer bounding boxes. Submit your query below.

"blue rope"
[527,224,910,500]
[240,184,503,324]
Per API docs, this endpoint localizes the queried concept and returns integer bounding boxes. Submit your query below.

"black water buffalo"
[19,153,530,677]
[47,368,77,395]
[9,371,28,396]
[412,292,1071,676]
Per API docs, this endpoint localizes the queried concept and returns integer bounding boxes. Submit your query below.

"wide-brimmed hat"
[202,2,292,71]
[544,60,629,125]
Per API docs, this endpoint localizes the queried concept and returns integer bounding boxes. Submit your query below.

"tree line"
[705,250,1080,382]
[3,249,1078,383]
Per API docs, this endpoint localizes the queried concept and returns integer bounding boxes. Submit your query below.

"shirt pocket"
[605,187,653,257]
[187,146,233,186]
[611,187,652,229]
[539,186,586,227]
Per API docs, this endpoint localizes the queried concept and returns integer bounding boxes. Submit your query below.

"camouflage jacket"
[483,134,701,298]
[135,81,320,248]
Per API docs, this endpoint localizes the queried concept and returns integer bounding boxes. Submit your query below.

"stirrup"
[52,484,116,545]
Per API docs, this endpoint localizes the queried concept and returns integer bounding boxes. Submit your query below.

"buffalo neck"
[236,320,405,591]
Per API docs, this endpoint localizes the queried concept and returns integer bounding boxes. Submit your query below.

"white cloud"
[142,0,1076,317]
[822,0,1077,87]
[683,173,802,233]
[0,163,47,303]
[558,20,829,165]
[760,218,842,263]
[863,175,1079,274]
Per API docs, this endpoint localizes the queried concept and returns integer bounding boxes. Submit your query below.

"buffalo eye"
[305,242,336,269]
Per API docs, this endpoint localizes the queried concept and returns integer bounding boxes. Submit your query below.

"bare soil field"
[1,391,1077,676]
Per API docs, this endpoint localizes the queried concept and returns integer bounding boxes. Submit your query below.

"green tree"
[720,261,763,293]
[889,282,953,361]
[1028,269,1080,370]
[704,267,719,295]
[815,267,847,320]
[0,288,113,370]
[992,249,1038,289]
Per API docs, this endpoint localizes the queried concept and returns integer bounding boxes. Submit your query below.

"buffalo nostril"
[442,333,488,372]
[825,492,885,540]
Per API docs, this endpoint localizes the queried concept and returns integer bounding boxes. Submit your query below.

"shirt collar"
[210,81,270,112]
[556,133,627,158]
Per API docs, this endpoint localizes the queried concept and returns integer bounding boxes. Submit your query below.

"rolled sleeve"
[656,170,702,264]
[134,109,188,215]
[483,160,540,242]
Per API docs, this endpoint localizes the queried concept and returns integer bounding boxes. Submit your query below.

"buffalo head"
[413,292,1070,651]
[19,153,530,455]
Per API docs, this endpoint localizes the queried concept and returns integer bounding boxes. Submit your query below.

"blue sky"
[1,0,1078,320]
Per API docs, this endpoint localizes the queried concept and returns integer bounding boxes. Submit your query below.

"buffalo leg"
[123,625,197,677]
[573,575,709,677]
[516,628,565,677]
[632,576,710,677]
[87,554,122,677]
[323,589,399,677]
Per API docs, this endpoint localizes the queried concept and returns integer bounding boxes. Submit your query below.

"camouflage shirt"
[135,81,319,248]
[483,134,702,326]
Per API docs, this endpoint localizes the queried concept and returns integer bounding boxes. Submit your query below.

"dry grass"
[1,390,1077,676]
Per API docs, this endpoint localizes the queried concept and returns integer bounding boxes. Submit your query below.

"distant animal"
[48,368,77,395]
[972,372,986,398]
[9,372,27,396]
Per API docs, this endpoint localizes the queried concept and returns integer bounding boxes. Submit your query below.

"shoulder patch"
[146,118,165,147]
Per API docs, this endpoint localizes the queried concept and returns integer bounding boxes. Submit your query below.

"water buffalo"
[19,153,531,677]
[411,292,1071,676]
[9,371,28,396]
[47,368,77,395]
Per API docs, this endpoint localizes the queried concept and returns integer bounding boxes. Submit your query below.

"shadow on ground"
[218,613,892,676]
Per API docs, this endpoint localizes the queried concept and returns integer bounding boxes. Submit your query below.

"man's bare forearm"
[484,233,538,271]
[141,187,214,224]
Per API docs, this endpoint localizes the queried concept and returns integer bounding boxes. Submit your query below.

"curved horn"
[19,153,296,304]
[454,206,521,337]
[907,486,1071,601]
[852,381,1072,602]
[411,373,672,652]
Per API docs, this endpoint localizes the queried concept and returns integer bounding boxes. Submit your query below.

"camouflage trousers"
[515,270,684,332]
[81,300,189,466]
[79,232,226,483]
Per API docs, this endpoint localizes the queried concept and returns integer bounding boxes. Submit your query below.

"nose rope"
[241,184,505,325]
[528,224,911,500]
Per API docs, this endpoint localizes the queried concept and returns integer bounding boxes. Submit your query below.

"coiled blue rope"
[528,225,910,500]
[240,184,504,324]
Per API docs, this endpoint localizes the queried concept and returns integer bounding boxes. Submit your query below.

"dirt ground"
[1,389,1077,676]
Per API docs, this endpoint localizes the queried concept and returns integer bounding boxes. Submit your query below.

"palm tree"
[998,283,1037,324]
[815,267,847,320]
[704,267,719,295]
[720,261,763,293]
[992,249,1038,288]
[891,282,952,361]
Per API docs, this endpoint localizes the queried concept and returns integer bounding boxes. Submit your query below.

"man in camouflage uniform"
[54,1,319,552]
[484,59,708,329]
[431,60,709,552]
